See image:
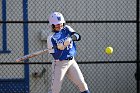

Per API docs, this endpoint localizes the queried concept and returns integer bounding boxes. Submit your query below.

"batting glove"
[57,43,65,50]
[64,37,72,46]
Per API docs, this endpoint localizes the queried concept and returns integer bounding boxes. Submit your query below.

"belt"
[65,56,73,60]
[55,56,73,62]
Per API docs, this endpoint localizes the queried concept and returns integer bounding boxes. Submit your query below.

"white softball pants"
[49,58,88,93]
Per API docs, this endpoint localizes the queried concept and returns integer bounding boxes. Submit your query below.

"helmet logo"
[57,17,61,21]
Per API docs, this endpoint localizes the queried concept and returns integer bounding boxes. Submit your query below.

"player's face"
[54,23,63,31]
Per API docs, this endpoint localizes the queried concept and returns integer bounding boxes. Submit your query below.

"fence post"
[23,0,29,92]
[136,0,139,93]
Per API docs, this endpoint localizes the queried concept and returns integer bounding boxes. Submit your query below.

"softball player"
[47,12,90,93]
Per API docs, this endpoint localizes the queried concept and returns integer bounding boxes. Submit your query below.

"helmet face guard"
[49,12,65,25]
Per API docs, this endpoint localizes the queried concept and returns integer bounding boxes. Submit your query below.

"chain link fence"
[0,0,139,93]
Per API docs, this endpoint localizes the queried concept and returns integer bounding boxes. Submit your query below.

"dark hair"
[51,23,65,32]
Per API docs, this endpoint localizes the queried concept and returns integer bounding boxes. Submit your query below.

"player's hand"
[57,43,65,50]
[64,37,72,46]
[16,59,21,62]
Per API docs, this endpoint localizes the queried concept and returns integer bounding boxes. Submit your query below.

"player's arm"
[63,33,81,46]
[47,34,64,59]
[63,25,81,47]
[71,32,81,41]
[47,34,56,53]
[48,35,67,51]
[65,25,81,41]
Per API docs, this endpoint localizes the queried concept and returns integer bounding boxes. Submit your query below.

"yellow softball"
[105,47,113,55]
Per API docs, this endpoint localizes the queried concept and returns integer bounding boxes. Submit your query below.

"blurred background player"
[47,12,90,93]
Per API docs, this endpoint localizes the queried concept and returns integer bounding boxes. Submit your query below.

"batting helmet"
[49,12,65,25]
